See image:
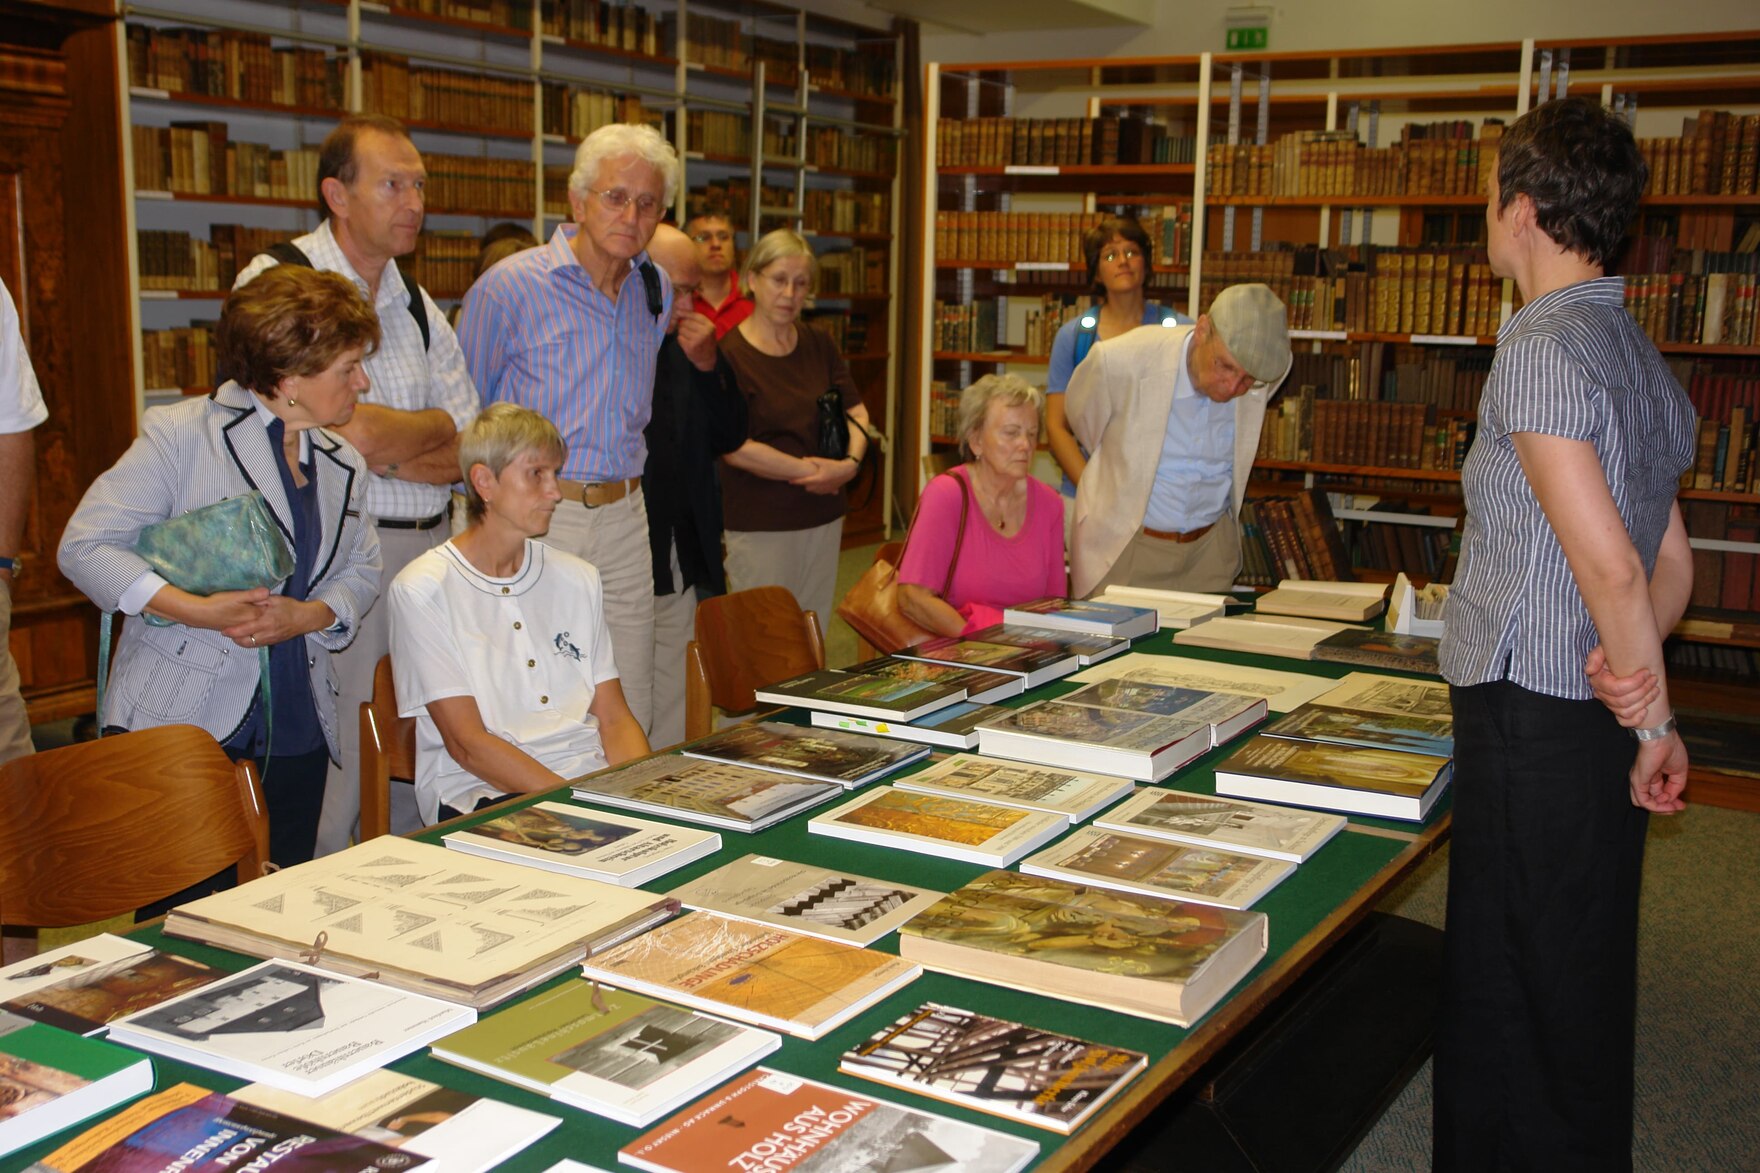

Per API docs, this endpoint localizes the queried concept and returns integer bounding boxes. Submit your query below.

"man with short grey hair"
[1067,282,1292,596]
[459,123,716,735]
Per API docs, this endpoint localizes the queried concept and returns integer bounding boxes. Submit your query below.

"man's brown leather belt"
[559,476,641,508]
[1143,522,1215,543]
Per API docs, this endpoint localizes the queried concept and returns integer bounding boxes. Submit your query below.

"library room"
[0,0,1754,1170]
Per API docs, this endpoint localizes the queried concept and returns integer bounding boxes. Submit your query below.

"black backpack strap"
[400,268,430,351]
[264,241,313,268]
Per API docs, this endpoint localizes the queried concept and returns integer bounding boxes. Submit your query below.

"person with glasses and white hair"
[459,122,714,737]
[1065,282,1292,597]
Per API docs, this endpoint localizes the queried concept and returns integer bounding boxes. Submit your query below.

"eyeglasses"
[588,187,665,219]
[1101,247,1143,264]
[691,230,734,244]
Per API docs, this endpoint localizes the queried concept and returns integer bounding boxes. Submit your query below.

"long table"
[8,635,1450,1173]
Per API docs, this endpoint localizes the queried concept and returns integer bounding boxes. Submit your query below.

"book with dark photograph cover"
[897,870,1268,1026]
[1214,734,1453,821]
[839,1002,1147,1134]
[107,959,476,1096]
[431,980,779,1127]
[809,700,1013,751]
[751,667,970,722]
[1095,788,1346,863]
[894,635,1079,688]
[838,655,1024,703]
[666,854,944,947]
[962,622,1130,666]
[1002,596,1158,640]
[1059,678,1268,745]
[0,935,219,1037]
[571,755,845,831]
[1310,627,1442,675]
[442,801,721,887]
[681,721,929,788]
[1019,827,1295,910]
[617,1068,1038,1173]
[976,700,1213,782]
[0,1023,153,1158]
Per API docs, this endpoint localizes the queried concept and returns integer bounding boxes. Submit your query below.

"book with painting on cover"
[430,980,779,1127]
[1214,734,1453,821]
[163,838,677,1011]
[807,786,1069,866]
[890,753,1135,822]
[1095,788,1346,863]
[1172,614,1348,659]
[1003,596,1158,640]
[617,1068,1039,1173]
[1091,585,1229,629]
[963,622,1129,666]
[570,755,845,832]
[31,1083,423,1173]
[580,912,920,1041]
[897,870,1268,1026]
[1060,678,1269,744]
[1255,579,1388,622]
[751,666,970,722]
[1309,672,1452,721]
[838,654,1023,702]
[1310,628,1442,675]
[975,699,1214,782]
[0,1023,153,1158]
[839,1002,1147,1134]
[1265,702,1453,757]
[0,934,219,1036]
[1068,653,1337,712]
[894,634,1079,688]
[665,855,944,948]
[1019,827,1294,911]
[809,700,1013,751]
[232,1069,561,1173]
[682,722,929,788]
[442,801,721,888]
[107,959,476,1096]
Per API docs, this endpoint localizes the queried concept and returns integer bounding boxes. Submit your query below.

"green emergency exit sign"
[1227,26,1269,51]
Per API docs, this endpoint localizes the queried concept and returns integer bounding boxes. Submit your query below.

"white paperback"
[1092,585,1230,629]
[1255,579,1389,622]
[1020,827,1295,911]
[107,959,475,1096]
[975,700,1213,782]
[442,801,720,887]
[666,854,945,948]
[1095,789,1346,863]
[891,754,1135,822]
[807,786,1070,866]
[1172,615,1349,659]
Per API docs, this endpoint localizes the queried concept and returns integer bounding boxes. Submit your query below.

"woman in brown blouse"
[717,229,871,627]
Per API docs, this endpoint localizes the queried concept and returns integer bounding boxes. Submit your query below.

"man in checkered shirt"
[234,114,479,856]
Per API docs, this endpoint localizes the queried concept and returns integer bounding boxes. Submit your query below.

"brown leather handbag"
[836,471,970,655]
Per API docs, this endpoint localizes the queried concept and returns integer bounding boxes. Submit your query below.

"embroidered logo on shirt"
[553,632,582,662]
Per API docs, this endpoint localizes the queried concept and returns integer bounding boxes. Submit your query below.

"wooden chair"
[359,654,417,843]
[684,587,826,741]
[0,725,268,928]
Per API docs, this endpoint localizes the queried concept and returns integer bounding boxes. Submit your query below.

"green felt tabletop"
[3,638,1450,1173]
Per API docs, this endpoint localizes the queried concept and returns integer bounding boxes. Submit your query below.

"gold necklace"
[970,466,1016,533]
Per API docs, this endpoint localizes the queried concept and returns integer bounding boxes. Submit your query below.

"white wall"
[921,0,1759,63]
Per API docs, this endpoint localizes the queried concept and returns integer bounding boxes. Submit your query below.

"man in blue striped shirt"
[459,124,716,736]
[1435,98,1696,1172]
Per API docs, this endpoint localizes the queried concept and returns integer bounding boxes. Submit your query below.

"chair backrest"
[921,450,960,485]
[684,586,826,740]
[360,654,417,842]
[0,724,268,928]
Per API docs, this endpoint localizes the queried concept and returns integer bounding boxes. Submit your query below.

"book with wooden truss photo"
[1095,788,1346,863]
[163,838,678,1010]
[571,755,844,832]
[1090,585,1229,629]
[431,980,779,1127]
[0,934,219,1036]
[890,753,1135,822]
[807,786,1070,867]
[839,1002,1147,1134]
[1254,579,1389,622]
[1019,827,1294,911]
[443,802,721,888]
[107,959,475,1096]
[975,698,1213,783]
[666,854,944,948]
[0,1023,154,1159]
[1003,596,1158,640]
[898,870,1267,1027]
[580,912,920,1041]
[809,700,1015,751]
[1214,734,1453,822]
[682,721,928,788]
[1068,653,1337,712]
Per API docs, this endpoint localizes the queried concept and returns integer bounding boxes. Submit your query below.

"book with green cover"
[431,980,779,1127]
[0,1023,154,1157]
[681,721,928,788]
[839,656,1023,703]
[752,666,970,722]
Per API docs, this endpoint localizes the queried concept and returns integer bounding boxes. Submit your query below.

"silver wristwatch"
[1631,714,1677,742]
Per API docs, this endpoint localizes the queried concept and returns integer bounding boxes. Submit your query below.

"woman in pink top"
[897,374,1067,635]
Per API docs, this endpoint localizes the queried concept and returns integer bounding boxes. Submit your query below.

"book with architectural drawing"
[1095,789,1346,863]
[890,753,1135,822]
[666,855,944,947]
[1020,827,1294,910]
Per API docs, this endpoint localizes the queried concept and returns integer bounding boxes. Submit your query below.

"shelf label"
[1003,165,1060,175]
[1410,333,1485,346]
[1014,262,1071,271]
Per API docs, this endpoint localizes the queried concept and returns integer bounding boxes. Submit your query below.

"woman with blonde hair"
[717,229,871,626]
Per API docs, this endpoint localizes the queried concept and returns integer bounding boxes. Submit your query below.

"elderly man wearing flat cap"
[1066,282,1292,597]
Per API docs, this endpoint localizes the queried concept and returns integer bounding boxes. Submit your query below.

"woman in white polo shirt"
[388,403,650,823]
